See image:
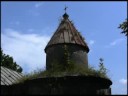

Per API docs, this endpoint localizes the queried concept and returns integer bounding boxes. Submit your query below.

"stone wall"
[1,76,112,95]
[45,44,88,70]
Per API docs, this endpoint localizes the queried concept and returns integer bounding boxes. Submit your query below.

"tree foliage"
[0,48,23,73]
[118,19,127,36]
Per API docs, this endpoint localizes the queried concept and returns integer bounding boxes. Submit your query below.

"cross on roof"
[64,6,68,13]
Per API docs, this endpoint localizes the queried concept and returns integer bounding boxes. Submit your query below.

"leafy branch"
[118,18,127,36]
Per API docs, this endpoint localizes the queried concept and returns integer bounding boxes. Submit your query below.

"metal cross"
[64,6,68,13]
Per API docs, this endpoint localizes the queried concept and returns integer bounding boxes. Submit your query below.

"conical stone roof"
[45,13,89,53]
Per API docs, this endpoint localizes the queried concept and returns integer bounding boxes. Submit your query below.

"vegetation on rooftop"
[17,57,109,84]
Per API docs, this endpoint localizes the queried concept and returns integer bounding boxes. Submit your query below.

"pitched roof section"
[45,13,89,53]
[1,66,23,85]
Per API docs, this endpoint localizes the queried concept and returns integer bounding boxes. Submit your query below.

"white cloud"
[87,40,95,54]
[105,38,125,48]
[119,78,127,85]
[110,38,124,46]
[89,40,95,45]
[1,28,50,73]
[35,2,44,8]
[112,80,127,94]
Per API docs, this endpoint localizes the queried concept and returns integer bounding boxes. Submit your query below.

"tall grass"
[16,61,109,84]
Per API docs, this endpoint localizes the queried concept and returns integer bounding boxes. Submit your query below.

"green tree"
[0,48,23,73]
[118,19,127,36]
[98,58,107,76]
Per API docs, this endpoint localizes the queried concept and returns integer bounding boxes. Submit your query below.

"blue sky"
[1,1,127,94]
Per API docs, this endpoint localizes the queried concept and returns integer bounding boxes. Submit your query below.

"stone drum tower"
[45,11,89,70]
[43,9,112,95]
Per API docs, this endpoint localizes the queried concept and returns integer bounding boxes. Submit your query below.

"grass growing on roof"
[16,60,110,84]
